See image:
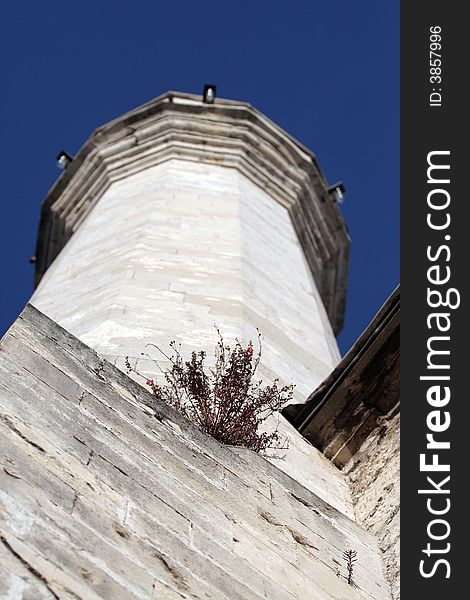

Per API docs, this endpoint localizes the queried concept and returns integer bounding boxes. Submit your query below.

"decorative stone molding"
[34,91,350,333]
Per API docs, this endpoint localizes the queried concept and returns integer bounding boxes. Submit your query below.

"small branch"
[342,549,357,585]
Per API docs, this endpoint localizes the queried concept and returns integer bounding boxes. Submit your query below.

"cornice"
[34,91,350,333]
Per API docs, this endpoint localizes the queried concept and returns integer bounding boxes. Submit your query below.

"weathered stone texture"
[290,291,399,469]
[343,410,400,600]
[285,290,400,598]
[31,159,340,402]
[0,305,391,599]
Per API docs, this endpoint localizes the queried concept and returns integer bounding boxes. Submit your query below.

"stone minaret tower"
[30,90,350,496]
[0,91,393,600]
[31,91,348,399]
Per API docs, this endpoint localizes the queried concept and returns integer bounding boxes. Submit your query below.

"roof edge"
[285,284,400,431]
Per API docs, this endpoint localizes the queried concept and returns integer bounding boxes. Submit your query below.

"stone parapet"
[0,305,391,600]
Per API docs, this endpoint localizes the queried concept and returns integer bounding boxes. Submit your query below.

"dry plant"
[125,328,292,453]
[342,549,357,585]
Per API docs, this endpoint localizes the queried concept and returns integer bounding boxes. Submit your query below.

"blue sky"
[0,1,399,355]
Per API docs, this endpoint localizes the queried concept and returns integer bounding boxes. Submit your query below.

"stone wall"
[343,409,400,600]
[0,305,391,599]
[284,289,400,598]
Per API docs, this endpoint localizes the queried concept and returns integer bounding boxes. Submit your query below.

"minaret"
[30,90,350,503]
[0,91,395,600]
[32,91,349,399]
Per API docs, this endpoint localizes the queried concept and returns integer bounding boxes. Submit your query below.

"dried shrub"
[125,329,292,453]
[342,549,357,585]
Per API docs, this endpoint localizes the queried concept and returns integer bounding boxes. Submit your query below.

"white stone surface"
[0,306,392,600]
[32,159,340,399]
